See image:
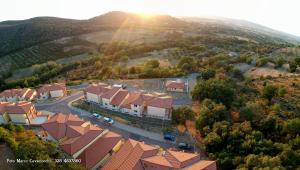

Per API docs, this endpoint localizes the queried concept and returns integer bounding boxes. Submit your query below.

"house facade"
[37,83,67,100]
[85,83,173,120]
[0,102,38,124]
[0,88,37,102]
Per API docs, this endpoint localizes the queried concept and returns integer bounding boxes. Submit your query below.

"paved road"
[35,91,176,149]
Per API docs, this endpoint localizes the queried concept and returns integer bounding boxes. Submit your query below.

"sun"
[136,12,155,19]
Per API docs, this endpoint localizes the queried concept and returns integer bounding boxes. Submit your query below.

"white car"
[103,117,114,125]
[92,113,98,117]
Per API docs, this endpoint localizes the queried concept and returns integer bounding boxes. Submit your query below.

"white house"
[146,96,173,120]
[109,90,129,111]
[37,83,66,100]
[0,102,38,124]
[100,87,121,110]
[165,80,186,92]
[85,83,110,104]
[0,88,37,102]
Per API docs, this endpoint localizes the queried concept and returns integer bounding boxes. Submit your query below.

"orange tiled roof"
[110,90,129,106]
[3,102,34,114]
[78,131,122,169]
[183,160,217,170]
[85,83,110,95]
[0,88,36,100]
[146,96,173,109]
[42,113,85,140]
[59,124,104,155]
[0,102,9,113]
[37,83,66,95]
[102,139,159,170]
[119,92,143,109]
[142,150,201,169]
[102,87,121,99]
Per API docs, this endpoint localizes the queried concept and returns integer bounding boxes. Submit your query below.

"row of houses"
[0,101,48,125]
[41,113,217,170]
[0,83,67,102]
[85,83,173,120]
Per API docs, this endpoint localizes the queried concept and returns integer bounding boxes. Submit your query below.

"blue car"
[164,133,175,141]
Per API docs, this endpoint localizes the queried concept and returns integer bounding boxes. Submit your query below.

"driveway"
[35,91,176,148]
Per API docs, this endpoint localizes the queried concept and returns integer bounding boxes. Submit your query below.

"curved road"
[35,91,176,148]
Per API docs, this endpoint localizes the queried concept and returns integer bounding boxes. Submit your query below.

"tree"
[172,106,195,125]
[239,106,254,121]
[196,99,229,132]
[261,84,278,104]
[203,132,222,153]
[192,78,235,107]
[145,59,160,69]
[283,118,300,137]
[177,56,195,72]
[232,68,244,80]
[289,61,298,73]
[199,68,216,80]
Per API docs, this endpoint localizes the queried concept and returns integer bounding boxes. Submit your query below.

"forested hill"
[183,16,300,45]
[0,11,186,56]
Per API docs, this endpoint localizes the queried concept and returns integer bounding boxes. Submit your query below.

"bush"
[172,106,195,125]
[192,78,235,108]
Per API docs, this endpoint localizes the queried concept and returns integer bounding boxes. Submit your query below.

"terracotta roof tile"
[78,131,122,169]
[101,87,121,99]
[0,88,36,100]
[183,160,217,170]
[59,125,104,155]
[120,92,143,109]
[147,96,173,109]
[0,102,9,113]
[37,83,66,96]
[42,113,85,140]
[102,139,159,170]
[4,102,35,114]
[85,83,110,95]
[110,90,129,106]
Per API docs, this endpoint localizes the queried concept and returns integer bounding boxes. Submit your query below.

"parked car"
[113,84,127,89]
[178,142,193,151]
[103,117,114,125]
[92,113,98,118]
[92,113,102,120]
[164,133,175,141]
[96,114,102,120]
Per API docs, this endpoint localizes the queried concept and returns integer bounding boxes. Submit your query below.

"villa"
[37,83,67,100]
[0,88,37,102]
[41,113,122,170]
[0,101,38,124]
[102,139,217,170]
[85,83,173,120]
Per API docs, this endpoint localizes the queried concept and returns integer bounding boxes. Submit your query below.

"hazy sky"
[1,0,300,36]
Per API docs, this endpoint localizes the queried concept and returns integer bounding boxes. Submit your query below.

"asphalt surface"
[35,91,177,149]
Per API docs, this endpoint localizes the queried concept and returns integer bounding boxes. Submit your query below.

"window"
[134,110,137,113]
[134,104,138,107]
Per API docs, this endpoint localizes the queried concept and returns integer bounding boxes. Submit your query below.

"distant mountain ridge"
[0,11,186,56]
[1,11,300,57]
[182,16,300,45]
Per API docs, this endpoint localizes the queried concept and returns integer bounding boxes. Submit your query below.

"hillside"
[0,11,186,57]
[0,11,300,78]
